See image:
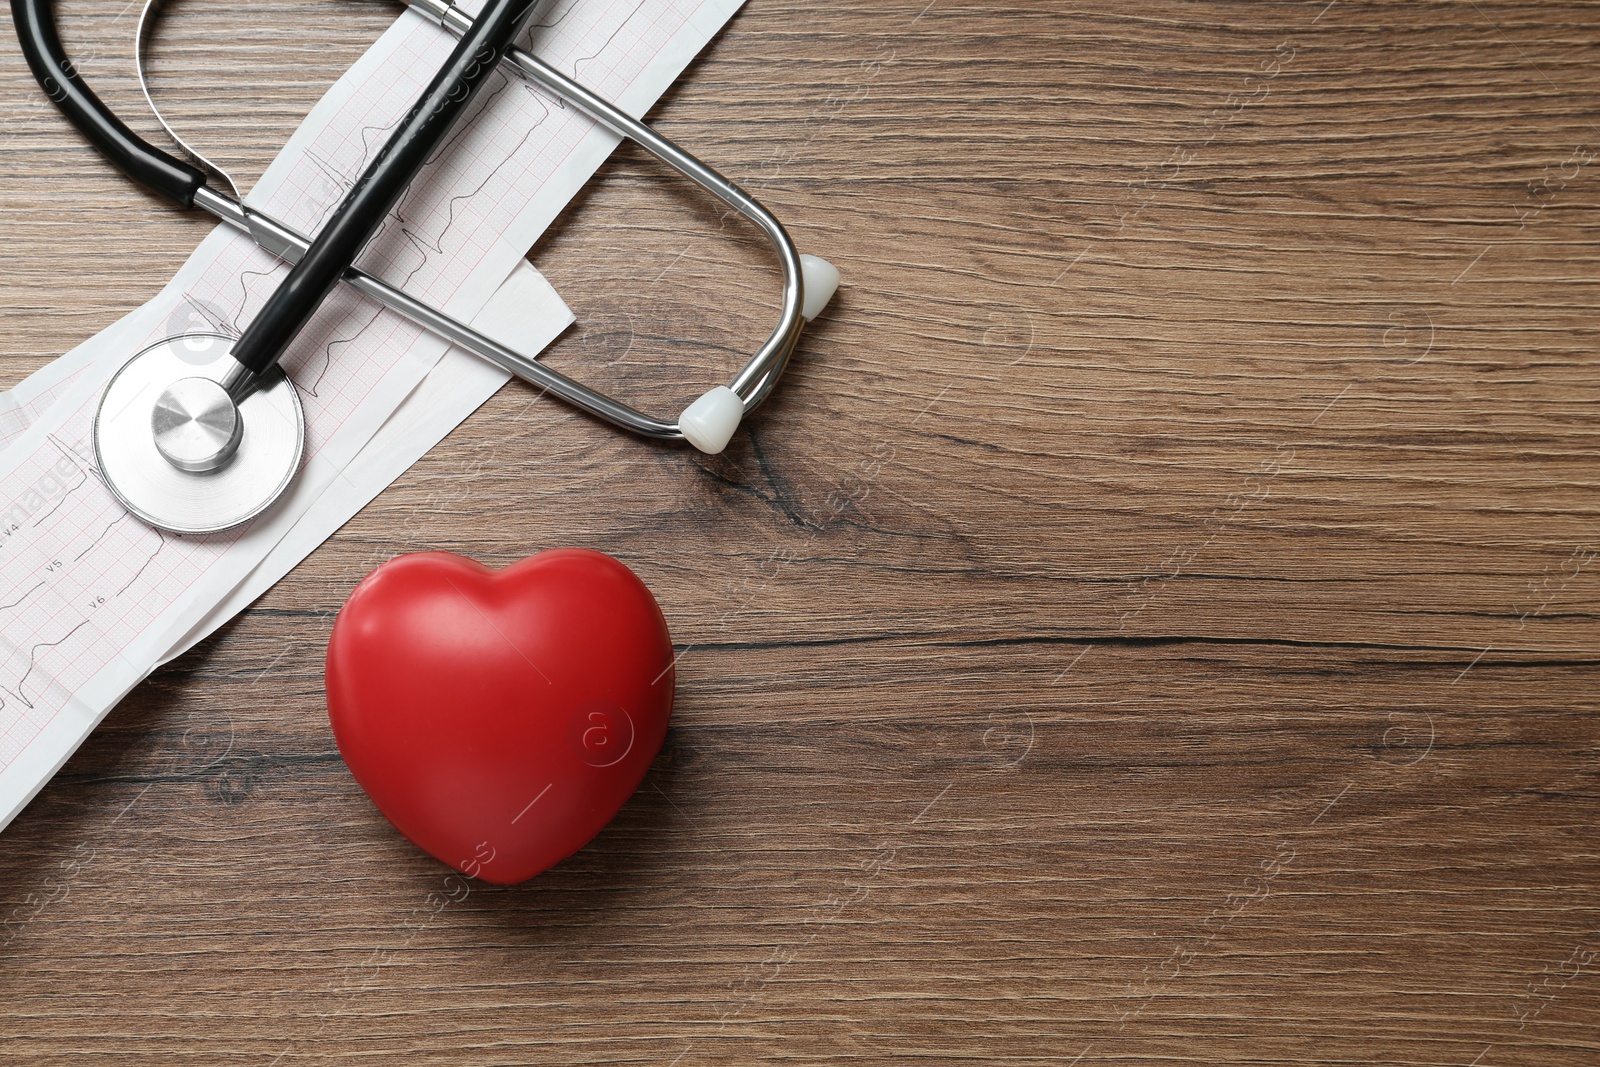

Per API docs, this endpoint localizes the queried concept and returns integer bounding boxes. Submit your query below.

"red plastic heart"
[325,549,674,884]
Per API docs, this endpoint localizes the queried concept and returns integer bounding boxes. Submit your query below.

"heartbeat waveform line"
[300,307,386,398]
[44,434,90,470]
[351,219,432,302]
[297,101,414,236]
[0,581,43,612]
[391,228,433,290]
[28,467,88,529]
[301,149,357,233]
[230,267,287,335]
[246,0,614,312]
[288,75,540,354]
[29,434,96,528]
[393,103,550,260]
[363,77,545,271]
[177,295,238,338]
[8,618,94,710]
[0,438,171,709]
[44,433,100,489]
[518,0,595,107]
[571,0,649,81]
[112,530,165,598]
[421,73,516,172]
[357,105,410,163]
[528,0,582,32]
[220,80,530,402]
[73,513,130,562]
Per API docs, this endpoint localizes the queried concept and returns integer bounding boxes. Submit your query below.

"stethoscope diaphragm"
[93,334,304,535]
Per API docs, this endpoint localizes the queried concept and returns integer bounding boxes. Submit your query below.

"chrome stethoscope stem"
[193,186,683,439]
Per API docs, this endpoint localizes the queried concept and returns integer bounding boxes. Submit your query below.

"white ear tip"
[799,254,841,321]
[679,386,745,454]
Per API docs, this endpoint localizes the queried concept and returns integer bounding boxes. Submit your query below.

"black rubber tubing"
[12,0,206,206]
[229,0,540,381]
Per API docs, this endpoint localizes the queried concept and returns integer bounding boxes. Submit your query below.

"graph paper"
[0,0,747,830]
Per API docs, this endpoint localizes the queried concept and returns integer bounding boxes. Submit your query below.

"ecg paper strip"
[0,0,748,831]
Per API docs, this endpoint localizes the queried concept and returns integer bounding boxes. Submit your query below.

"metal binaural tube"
[193,187,681,438]
[405,0,807,412]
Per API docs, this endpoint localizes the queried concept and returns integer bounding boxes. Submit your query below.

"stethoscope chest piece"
[94,334,305,534]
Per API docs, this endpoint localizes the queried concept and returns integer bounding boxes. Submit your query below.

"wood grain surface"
[2,0,1598,1063]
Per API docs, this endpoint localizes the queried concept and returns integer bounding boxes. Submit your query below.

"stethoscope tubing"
[11,0,811,442]
[225,0,542,395]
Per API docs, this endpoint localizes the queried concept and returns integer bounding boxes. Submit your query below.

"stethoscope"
[11,0,839,534]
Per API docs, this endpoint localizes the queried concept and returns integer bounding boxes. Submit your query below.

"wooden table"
[2,1,1597,1063]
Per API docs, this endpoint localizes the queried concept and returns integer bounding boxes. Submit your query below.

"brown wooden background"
[2,0,1598,1063]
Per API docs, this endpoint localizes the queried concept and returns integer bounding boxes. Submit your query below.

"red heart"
[325,549,674,884]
